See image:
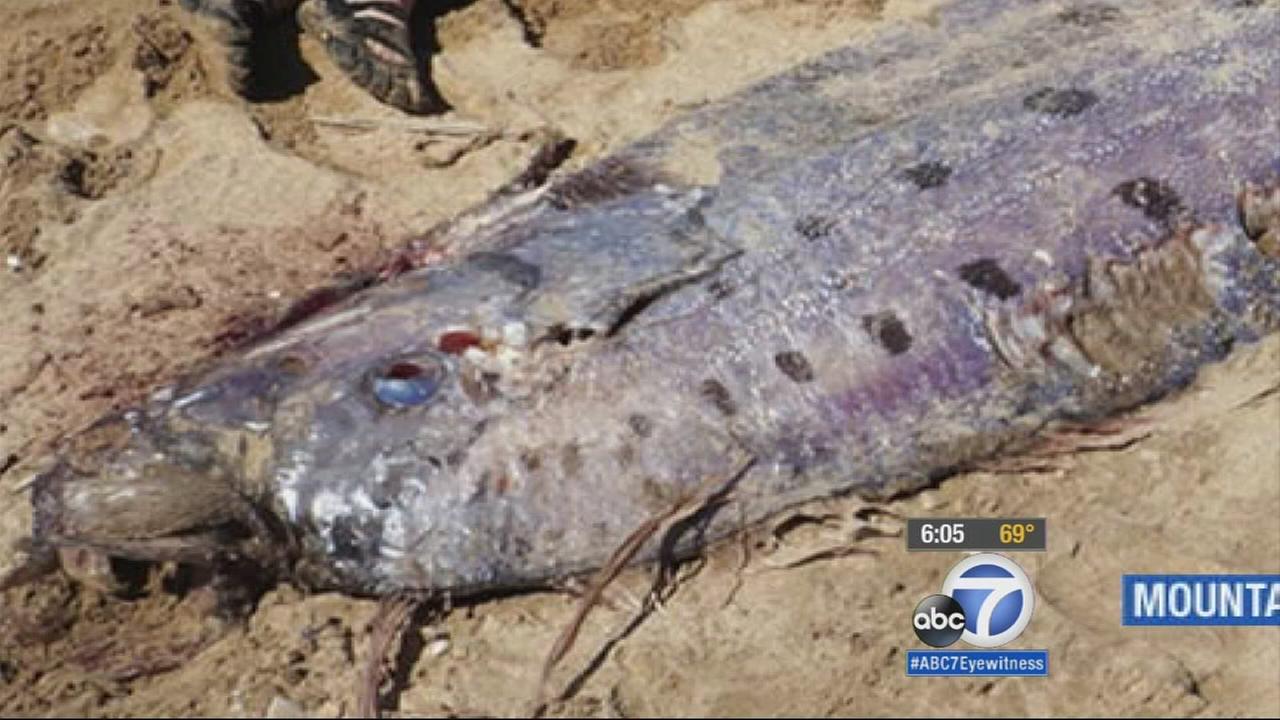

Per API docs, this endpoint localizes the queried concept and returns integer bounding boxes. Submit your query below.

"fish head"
[15,262,542,592]
[21,370,298,589]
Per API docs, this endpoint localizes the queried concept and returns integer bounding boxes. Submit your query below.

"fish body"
[24,0,1280,596]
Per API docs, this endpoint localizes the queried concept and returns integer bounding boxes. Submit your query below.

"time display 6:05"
[918,522,965,545]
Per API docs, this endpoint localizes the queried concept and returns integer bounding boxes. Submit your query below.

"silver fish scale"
[20,0,1280,597]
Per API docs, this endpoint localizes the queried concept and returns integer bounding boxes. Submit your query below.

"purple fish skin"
[20,0,1280,597]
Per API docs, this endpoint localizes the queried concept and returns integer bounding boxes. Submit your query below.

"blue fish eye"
[370,357,446,408]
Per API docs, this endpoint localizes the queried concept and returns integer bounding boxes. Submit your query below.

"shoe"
[297,0,439,114]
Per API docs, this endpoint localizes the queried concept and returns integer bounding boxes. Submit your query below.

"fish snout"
[31,413,272,564]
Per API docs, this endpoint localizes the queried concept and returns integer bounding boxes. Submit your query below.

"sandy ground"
[0,0,1277,716]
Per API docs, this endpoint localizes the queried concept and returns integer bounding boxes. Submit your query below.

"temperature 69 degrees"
[1000,522,1036,545]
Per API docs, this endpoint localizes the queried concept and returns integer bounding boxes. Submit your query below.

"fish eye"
[369,355,447,408]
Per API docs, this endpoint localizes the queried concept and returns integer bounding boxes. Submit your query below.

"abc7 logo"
[912,553,1035,648]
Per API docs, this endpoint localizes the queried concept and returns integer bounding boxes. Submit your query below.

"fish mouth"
[30,459,260,562]
[3,461,279,607]
[12,421,292,596]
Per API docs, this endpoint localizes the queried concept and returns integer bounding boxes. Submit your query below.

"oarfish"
[11,0,1279,598]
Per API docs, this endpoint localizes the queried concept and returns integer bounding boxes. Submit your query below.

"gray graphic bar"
[906,518,1047,551]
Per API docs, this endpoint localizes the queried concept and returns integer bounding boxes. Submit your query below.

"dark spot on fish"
[640,475,677,507]
[546,323,596,346]
[795,214,836,241]
[561,442,584,478]
[707,277,735,299]
[494,473,512,496]
[547,157,661,210]
[330,515,380,561]
[1112,177,1185,224]
[519,448,542,472]
[1234,0,1263,7]
[821,269,862,292]
[1023,87,1098,117]
[446,422,486,468]
[508,535,533,560]
[547,324,572,345]
[275,354,309,376]
[474,469,494,499]
[777,435,837,477]
[774,351,815,383]
[616,443,636,466]
[446,447,468,468]
[627,413,654,438]
[1057,3,1121,26]
[437,330,481,355]
[785,58,844,87]
[958,258,1022,300]
[700,378,737,416]
[369,469,405,509]
[902,161,952,190]
[861,311,913,355]
[469,251,542,291]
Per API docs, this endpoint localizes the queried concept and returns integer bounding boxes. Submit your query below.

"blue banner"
[906,650,1048,677]
[1122,574,1280,626]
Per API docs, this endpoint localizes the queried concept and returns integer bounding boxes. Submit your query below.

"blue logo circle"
[941,553,1035,647]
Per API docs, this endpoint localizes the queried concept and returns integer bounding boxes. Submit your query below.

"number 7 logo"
[942,553,1036,648]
